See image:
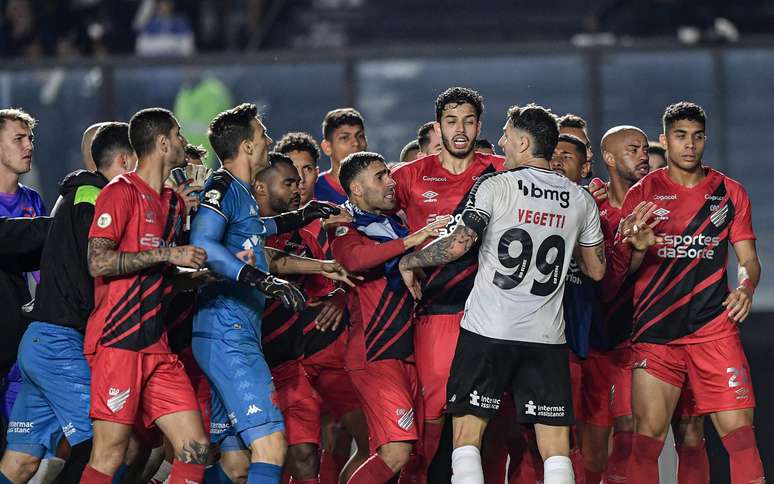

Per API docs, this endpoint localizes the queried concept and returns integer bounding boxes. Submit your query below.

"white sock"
[27,457,66,484]
[150,459,173,483]
[544,455,574,484]
[451,445,484,484]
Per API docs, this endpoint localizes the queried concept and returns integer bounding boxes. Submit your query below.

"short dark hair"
[128,108,177,158]
[399,140,420,163]
[322,108,364,141]
[556,134,587,163]
[507,104,559,160]
[416,122,436,151]
[558,113,587,131]
[208,103,259,162]
[184,143,208,161]
[275,131,320,164]
[435,87,484,122]
[339,151,385,196]
[662,101,706,132]
[257,151,296,183]
[648,141,666,158]
[91,122,132,170]
[475,138,495,151]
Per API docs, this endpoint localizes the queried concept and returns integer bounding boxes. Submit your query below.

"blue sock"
[112,463,128,483]
[204,463,233,484]
[247,462,282,483]
[0,471,13,484]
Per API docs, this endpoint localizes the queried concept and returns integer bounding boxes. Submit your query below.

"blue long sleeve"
[190,207,246,281]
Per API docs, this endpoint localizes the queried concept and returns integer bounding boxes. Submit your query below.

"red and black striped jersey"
[621,168,755,344]
[329,222,413,365]
[85,172,185,354]
[392,153,505,315]
[592,196,634,350]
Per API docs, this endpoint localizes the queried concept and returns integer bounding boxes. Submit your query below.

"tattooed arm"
[87,237,207,277]
[264,246,358,287]
[399,224,478,272]
[576,242,606,281]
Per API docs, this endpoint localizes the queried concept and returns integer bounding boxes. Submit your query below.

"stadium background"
[2,0,772,481]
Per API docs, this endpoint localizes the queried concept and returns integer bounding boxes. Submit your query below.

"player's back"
[463,166,602,344]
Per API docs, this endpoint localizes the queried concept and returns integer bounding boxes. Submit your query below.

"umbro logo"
[422,191,438,203]
[653,208,670,219]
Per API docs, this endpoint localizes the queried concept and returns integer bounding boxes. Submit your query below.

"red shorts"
[569,351,583,422]
[88,346,199,429]
[272,361,321,446]
[348,359,420,453]
[179,346,211,434]
[303,331,360,421]
[575,349,614,427]
[632,334,755,415]
[414,313,461,420]
[608,345,633,419]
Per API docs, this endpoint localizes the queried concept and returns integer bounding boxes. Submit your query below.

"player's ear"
[475,120,481,138]
[349,180,362,197]
[602,150,615,169]
[321,139,333,157]
[156,133,168,155]
[433,122,441,137]
[658,133,668,148]
[581,161,591,179]
[253,181,268,197]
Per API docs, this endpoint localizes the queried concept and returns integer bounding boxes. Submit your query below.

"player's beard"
[441,132,475,159]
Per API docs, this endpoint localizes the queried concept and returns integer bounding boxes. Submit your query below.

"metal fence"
[3,40,773,307]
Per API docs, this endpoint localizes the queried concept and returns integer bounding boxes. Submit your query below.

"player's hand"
[176,182,202,213]
[170,267,221,291]
[167,245,207,269]
[235,249,256,267]
[301,201,341,220]
[620,202,663,251]
[398,259,425,300]
[723,285,753,323]
[320,260,362,287]
[321,209,353,229]
[587,177,608,202]
[404,215,453,249]
[258,275,306,312]
[307,289,347,331]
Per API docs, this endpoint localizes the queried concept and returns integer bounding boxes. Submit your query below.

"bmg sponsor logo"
[517,180,570,208]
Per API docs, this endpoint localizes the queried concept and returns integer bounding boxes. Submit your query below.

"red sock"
[570,449,586,484]
[627,434,663,484]
[482,437,507,484]
[79,465,112,484]
[605,430,632,483]
[585,470,603,484]
[721,425,764,484]
[421,422,444,472]
[289,479,320,484]
[319,449,340,484]
[168,460,205,484]
[348,454,395,484]
[283,470,292,484]
[676,442,709,484]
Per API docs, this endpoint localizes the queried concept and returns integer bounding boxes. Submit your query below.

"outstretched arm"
[398,224,478,271]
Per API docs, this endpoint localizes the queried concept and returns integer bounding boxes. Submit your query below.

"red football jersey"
[594,195,634,349]
[85,172,185,355]
[262,227,341,367]
[620,167,755,344]
[329,223,413,367]
[392,152,505,315]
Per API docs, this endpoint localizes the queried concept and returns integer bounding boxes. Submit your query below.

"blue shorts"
[6,322,92,458]
[1,362,22,421]
[192,315,284,448]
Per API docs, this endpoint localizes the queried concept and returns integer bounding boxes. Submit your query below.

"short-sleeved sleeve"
[89,180,133,243]
[391,162,414,212]
[578,190,604,247]
[460,174,496,237]
[728,182,755,244]
[199,173,235,221]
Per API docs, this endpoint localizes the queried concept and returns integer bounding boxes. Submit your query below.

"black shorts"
[446,328,574,426]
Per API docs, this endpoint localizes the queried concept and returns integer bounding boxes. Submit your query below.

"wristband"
[740,278,756,293]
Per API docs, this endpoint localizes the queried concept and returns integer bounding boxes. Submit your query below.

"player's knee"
[91,445,127,473]
[220,451,250,483]
[711,408,754,437]
[583,447,608,472]
[613,415,634,433]
[174,438,211,464]
[0,453,42,482]
[377,442,412,472]
[673,416,705,446]
[249,431,287,465]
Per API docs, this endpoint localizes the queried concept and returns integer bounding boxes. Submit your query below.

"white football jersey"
[460,166,603,344]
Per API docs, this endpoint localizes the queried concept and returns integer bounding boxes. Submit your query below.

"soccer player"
[398,139,421,164]
[648,141,668,170]
[82,108,210,484]
[474,138,496,155]
[391,86,504,472]
[189,103,347,484]
[276,133,370,483]
[81,122,109,172]
[0,108,46,430]
[558,113,593,164]
[315,108,367,204]
[0,123,136,484]
[417,121,441,157]
[613,102,763,483]
[398,104,606,484]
